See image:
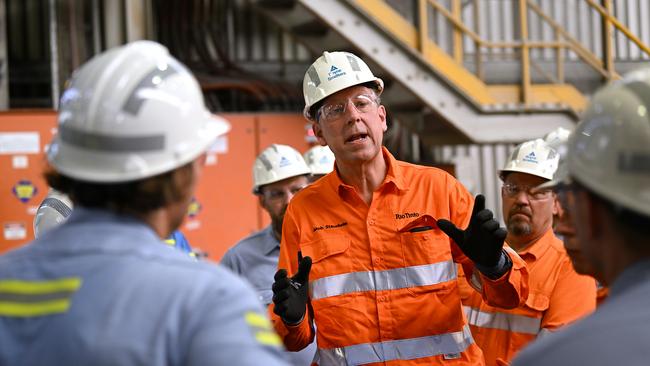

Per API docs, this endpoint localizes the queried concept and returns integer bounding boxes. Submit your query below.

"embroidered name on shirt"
[313,221,348,232]
[395,212,420,220]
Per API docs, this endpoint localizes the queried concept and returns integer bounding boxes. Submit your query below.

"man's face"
[501,172,557,240]
[259,175,309,238]
[312,85,387,164]
[555,188,596,275]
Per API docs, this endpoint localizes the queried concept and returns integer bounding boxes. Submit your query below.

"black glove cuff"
[282,313,305,326]
[475,250,512,279]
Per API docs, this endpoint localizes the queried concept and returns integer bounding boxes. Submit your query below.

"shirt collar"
[517,228,556,260]
[610,258,650,298]
[325,146,408,197]
[261,225,280,255]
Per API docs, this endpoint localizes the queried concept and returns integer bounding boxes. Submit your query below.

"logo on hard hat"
[12,180,38,203]
[523,151,538,164]
[319,155,331,164]
[327,65,346,81]
[187,197,202,218]
[279,156,292,168]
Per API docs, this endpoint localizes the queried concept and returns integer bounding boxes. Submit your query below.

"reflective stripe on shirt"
[310,259,457,300]
[0,278,82,317]
[314,324,474,365]
[463,305,542,335]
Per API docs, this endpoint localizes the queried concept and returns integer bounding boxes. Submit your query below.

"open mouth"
[345,133,368,143]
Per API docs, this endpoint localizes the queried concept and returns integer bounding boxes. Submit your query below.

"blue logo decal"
[522,151,538,164]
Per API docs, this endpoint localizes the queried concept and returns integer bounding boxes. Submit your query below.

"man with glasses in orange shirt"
[268,51,530,365]
[461,139,597,365]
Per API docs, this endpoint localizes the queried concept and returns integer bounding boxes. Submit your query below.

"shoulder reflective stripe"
[463,306,542,335]
[310,260,456,300]
[164,239,175,246]
[254,331,283,347]
[0,278,82,317]
[0,278,82,294]
[244,311,282,347]
[316,324,474,365]
[245,311,272,330]
[0,299,72,317]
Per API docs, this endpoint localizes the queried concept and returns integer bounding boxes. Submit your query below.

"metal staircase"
[252,0,650,144]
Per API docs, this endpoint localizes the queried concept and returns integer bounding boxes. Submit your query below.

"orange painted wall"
[0,111,312,262]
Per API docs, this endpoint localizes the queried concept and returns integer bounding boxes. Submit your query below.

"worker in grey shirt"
[222,144,317,365]
[0,41,287,366]
[512,68,650,366]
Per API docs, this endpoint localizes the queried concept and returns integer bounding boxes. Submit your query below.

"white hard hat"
[500,139,560,181]
[253,144,311,193]
[567,67,650,217]
[33,189,73,238]
[537,128,573,189]
[303,145,335,175]
[544,127,572,156]
[303,51,384,120]
[48,40,230,183]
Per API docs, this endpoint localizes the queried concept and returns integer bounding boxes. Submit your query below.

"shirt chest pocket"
[300,235,354,307]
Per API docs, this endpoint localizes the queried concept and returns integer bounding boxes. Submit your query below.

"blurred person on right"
[461,139,596,365]
[303,145,335,182]
[542,127,609,305]
[513,68,650,366]
[0,41,287,366]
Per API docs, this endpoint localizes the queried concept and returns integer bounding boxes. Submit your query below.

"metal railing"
[415,0,650,105]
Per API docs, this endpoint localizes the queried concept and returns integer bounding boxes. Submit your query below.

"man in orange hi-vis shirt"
[268,51,529,366]
[461,139,597,365]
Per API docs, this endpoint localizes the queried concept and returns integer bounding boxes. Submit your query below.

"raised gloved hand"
[437,195,510,277]
[272,255,312,325]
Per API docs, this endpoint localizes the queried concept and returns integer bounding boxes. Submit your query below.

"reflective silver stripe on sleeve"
[463,306,542,335]
[59,124,165,152]
[310,260,457,300]
[315,324,474,365]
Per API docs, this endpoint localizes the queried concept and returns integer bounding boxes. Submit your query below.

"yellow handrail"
[585,0,650,58]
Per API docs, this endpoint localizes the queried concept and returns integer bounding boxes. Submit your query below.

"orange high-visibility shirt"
[270,148,529,366]
[460,229,597,366]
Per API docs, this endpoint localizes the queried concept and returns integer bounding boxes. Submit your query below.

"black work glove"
[437,194,510,278]
[272,255,312,325]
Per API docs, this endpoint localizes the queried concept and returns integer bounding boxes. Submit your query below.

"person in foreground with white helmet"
[303,145,335,182]
[542,128,609,306]
[221,143,316,365]
[512,68,650,366]
[0,41,287,366]
[460,139,596,365]
[269,50,529,365]
[34,189,196,256]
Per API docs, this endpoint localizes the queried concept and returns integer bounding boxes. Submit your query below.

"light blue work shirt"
[0,208,288,366]
[222,225,317,366]
[513,259,650,366]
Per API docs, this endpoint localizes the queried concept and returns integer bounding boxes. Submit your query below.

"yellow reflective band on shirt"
[0,278,82,294]
[0,278,82,317]
[254,331,283,347]
[245,311,272,329]
[164,239,175,246]
[245,311,282,347]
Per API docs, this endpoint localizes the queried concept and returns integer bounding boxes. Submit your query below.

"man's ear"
[552,194,560,216]
[257,194,267,211]
[578,189,603,240]
[378,105,387,132]
[312,122,327,146]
